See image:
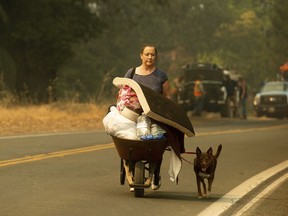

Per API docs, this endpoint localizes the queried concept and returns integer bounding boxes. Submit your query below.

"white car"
[253,81,288,118]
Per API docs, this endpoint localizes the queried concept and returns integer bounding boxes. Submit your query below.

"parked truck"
[176,63,238,117]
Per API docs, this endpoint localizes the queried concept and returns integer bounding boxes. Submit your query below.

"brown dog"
[193,144,222,198]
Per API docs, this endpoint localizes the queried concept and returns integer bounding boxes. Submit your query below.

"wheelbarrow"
[111,135,168,197]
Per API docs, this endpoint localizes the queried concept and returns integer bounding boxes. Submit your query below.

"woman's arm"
[162,81,171,99]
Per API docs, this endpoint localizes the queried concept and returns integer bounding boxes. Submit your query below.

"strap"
[130,68,135,79]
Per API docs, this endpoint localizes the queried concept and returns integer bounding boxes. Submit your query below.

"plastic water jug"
[136,113,151,138]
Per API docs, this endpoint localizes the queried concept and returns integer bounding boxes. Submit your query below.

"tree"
[58,0,234,101]
[270,0,288,67]
[0,0,104,103]
[2,0,285,103]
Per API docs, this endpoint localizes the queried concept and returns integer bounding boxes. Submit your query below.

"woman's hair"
[141,45,158,58]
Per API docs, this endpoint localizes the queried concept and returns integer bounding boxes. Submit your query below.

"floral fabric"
[116,85,141,111]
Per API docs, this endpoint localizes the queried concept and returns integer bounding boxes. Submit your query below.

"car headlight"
[253,94,260,106]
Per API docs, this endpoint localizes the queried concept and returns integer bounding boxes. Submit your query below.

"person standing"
[171,76,184,102]
[223,74,238,117]
[238,77,248,119]
[123,45,185,191]
[193,75,205,116]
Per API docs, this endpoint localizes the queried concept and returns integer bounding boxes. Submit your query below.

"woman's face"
[140,46,156,66]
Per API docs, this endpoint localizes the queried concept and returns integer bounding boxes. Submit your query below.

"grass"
[0,102,108,136]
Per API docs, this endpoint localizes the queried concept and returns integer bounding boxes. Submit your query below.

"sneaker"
[151,175,161,190]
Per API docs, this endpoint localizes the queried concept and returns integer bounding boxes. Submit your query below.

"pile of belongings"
[103,85,166,140]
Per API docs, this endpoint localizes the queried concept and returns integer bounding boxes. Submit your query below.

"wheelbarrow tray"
[111,135,167,161]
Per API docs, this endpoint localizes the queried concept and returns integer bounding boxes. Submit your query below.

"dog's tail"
[215,144,222,159]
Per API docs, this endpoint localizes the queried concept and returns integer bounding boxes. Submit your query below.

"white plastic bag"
[103,106,139,140]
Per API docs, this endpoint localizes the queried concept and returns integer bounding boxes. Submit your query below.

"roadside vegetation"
[0,76,108,135]
[0,102,107,136]
[0,73,111,136]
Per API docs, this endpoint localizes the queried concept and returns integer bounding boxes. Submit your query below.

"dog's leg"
[201,179,207,197]
[196,176,203,198]
[208,178,214,192]
[207,176,214,198]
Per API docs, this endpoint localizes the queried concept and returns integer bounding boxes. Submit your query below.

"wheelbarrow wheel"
[134,161,145,197]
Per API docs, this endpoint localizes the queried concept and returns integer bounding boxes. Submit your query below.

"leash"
[166,147,195,165]
[181,151,196,165]
[181,156,193,165]
[184,151,196,154]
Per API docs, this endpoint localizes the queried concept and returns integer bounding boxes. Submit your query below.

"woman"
[124,45,185,190]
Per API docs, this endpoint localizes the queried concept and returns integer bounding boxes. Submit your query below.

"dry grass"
[0,102,108,136]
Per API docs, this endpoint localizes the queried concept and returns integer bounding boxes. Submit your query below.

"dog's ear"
[196,147,202,156]
[207,147,213,155]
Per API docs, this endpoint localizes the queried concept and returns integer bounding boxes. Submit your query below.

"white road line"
[197,160,288,216]
[233,173,288,216]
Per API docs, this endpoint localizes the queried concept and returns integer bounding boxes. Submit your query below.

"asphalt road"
[1,116,287,216]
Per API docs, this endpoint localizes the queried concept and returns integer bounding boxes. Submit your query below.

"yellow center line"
[1,124,287,168]
[0,143,115,168]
